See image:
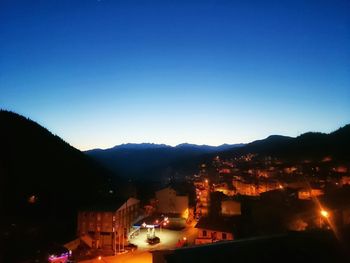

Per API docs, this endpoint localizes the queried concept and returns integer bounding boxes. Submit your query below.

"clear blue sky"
[1,0,349,150]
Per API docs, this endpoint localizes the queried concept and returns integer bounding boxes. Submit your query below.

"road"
[78,223,198,263]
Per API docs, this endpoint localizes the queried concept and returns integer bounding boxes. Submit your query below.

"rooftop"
[195,216,240,233]
[153,230,348,263]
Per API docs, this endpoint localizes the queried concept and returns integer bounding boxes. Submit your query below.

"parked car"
[125,243,138,251]
[147,236,160,245]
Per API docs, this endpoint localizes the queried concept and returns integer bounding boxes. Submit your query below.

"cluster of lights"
[320,209,329,218]
[163,217,169,226]
[28,195,37,204]
[48,252,69,262]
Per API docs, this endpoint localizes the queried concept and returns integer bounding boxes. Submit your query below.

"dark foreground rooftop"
[152,230,350,263]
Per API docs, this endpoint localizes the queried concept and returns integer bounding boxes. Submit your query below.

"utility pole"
[118,226,121,253]
[113,214,116,256]
[122,198,128,251]
[118,210,121,253]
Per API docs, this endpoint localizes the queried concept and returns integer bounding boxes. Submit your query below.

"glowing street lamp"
[319,209,329,228]
[320,210,329,218]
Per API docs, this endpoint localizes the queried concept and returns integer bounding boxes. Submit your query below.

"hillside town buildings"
[77,198,140,251]
[195,217,235,244]
[155,187,189,215]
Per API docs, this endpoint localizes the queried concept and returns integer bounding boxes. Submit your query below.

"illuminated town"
[41,151,350,263]
[1,0,349,262]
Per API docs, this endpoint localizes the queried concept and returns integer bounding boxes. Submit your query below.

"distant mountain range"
[86,125,350,181]
[89,142,245,152]
[85,143,245,180]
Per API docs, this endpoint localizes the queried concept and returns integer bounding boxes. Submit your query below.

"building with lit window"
[194,217,237,244]
[77,197,140,251]
[221,200,241,216]
[232,179,280,196]
[298,188,324,200]
[155,187,189,215]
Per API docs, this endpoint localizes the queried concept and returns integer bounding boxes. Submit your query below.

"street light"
[320,210,329,218]
[319,209,329,228]
[97,256,108,263]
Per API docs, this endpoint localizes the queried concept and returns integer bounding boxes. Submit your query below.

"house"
[155,187,189,215]
[213,183,235,196]
[221,200,241,216]
[232,179,281,196]
[298,188,324,200]
[341,176,350,186]
[232,179,261,196]
[194,217,237,244]
[77,197,140,250]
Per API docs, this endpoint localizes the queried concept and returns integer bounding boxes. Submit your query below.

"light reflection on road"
[79,223,198,263]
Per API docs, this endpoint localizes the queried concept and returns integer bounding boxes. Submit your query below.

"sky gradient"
[1,0,349,150]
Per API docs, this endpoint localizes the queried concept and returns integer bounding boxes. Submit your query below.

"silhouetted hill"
[85,125,350,187]
[0,110,121,262]
[219,125,350,161]
[86,143,244,180]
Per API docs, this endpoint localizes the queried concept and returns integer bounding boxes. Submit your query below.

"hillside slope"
[219,125,350,161]
[0,110,120,262]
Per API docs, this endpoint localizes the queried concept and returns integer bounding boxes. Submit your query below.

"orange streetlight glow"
[320,210,329,218]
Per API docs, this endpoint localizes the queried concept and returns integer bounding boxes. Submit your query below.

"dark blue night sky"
[1,0,349,150]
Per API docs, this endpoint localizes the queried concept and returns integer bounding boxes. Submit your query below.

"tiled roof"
[195,216,240,233]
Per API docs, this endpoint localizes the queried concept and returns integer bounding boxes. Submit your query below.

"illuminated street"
[78,224,198,263]
[130,228,183,250]
[79,251,152,263]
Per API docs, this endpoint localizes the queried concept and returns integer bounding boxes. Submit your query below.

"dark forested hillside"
[219,125,350,161]
[86,125,350,184]
[0,110,121,262]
